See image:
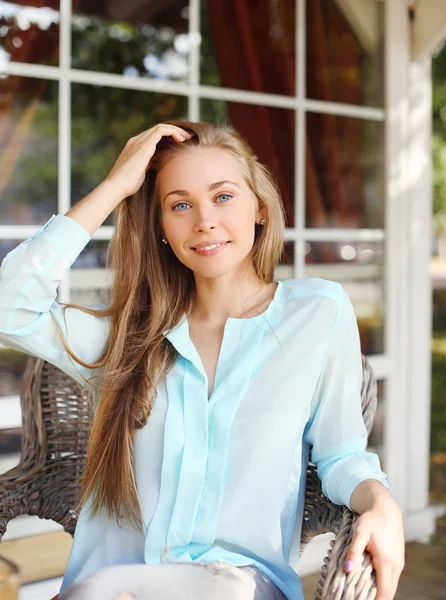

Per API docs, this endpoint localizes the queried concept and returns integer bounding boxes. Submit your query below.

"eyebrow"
[163,180,240,204]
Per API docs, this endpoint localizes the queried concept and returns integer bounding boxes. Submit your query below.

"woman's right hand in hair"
[103,124,193,200]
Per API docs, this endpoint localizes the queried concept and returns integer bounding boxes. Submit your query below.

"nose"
[192,206,218,233]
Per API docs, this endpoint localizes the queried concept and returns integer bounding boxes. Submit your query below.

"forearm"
[350,478,396,515]
[65,179,125,237]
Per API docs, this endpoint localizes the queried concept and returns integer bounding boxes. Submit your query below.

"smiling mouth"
[191,241,231,255]
[192,242,227,251]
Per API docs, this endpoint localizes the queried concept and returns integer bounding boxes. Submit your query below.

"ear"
[255,203,266,224]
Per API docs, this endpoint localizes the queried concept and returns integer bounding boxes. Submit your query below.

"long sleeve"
[0,214,110,392]
[303,283,390,512]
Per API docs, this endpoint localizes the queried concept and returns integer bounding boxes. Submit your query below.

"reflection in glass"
[305,241,384,355]
[0,239,19,264]
[305,114,384,229]
[276,241,294,281]
[70,240,110,307]
[200,0,296,96]
[72,239,108,269]
[306,0,384,108]
[0,1,60,68]
[369,379,385,470]
[0,76,58,225]
[0,345,27,398]
[200,98,295,227]
[0,344,26,470]
[70,286,109,309]
[72,0,189,81]
[0,264,25,464]
[71,84,187,227]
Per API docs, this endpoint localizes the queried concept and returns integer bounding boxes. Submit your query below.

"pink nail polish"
[344,559,354,573]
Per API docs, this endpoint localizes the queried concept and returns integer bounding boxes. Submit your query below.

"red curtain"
[206,0,366,263]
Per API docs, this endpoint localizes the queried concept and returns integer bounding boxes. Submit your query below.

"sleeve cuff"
[40,214,92,256]
[2,214,93,268]
[323,450,390,511]
[336,454,391,511]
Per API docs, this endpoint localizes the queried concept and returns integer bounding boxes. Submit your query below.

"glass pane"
[0,1,60,68]
[305,240,384,354]
[71,83,188,227]
[72,0,189,80]
[0,240,25,471]
[276,241,294,281]
[305,114,384,228]
[72,239,108,269]
[200,98,296,227]
[306,0,384,108]
[200,0,296,96]
[0,345,23,476]
[70,240,110,307]
[0,256,22,471]
[369,379,385,470]
[0,76,58,225]
[0,239,18,264]
[0,343,27,400]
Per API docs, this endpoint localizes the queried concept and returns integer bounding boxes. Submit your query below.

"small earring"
[162,238,168,244]
[259,219,265,226]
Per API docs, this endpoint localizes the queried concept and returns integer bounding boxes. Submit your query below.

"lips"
[191,240,229,250]
[191,241,230,256]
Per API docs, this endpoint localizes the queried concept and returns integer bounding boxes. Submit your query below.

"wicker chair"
[0,353,381,599]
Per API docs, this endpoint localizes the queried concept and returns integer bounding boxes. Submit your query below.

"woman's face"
[158,147,262,279]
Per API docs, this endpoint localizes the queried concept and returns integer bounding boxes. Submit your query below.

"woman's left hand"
[343,495,405,600]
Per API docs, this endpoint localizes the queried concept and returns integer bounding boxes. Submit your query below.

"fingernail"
[179,135,186,141]
[344,559,354,573]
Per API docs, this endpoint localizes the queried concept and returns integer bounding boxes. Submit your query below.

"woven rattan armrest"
[0,465,30,541]
[301,464,378,599]
[317,507,377,599]
[0,457,80,541]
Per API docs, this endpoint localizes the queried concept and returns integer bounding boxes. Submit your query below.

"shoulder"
[277,278,355,345]
[280,277,344,307]
[276,278,345,329]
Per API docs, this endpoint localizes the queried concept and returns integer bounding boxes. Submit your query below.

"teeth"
[196,243,222,251]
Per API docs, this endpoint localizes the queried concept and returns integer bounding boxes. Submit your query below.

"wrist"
[100,177,127,206]
[350,479,394,514]
[366,490,402,517]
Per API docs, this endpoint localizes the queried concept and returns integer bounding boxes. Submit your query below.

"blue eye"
[217,194,232,202]
[172,193,233,211]
[173,202,189,212]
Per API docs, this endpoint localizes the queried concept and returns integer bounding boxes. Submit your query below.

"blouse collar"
[162,280,283,368]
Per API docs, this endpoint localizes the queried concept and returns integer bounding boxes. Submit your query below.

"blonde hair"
[51,119,287,529]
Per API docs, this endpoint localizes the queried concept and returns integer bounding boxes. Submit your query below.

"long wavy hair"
[50,119,287,529]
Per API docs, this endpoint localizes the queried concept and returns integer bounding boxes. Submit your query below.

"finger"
[143,129,193,153]
[139,124,192,143]
[125,125,190,148]
[344,532,369,573]
[374,561,400,600]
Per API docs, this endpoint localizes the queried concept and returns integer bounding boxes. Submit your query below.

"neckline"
[162,279,283,340]
[224,279,283,324]
[162,280,284,392]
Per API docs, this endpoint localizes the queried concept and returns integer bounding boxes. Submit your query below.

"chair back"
[1,353,378,540]
[9,357,92,534]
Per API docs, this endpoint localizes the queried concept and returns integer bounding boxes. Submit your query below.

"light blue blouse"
[0,214,390,600]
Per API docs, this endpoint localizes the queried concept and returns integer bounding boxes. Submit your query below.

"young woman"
[0,121,405,600]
